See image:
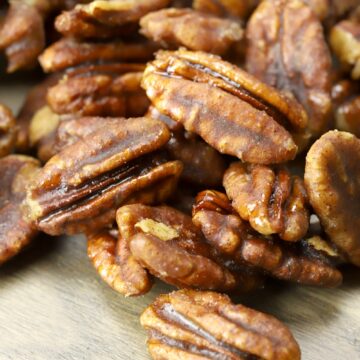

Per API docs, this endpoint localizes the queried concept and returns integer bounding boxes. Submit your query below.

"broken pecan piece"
[47,63,149,117]
[24,117,182,235]
[246,0,332,141]
[142,49,308,164]
[193,190,342,287]
[305,130,360,266]
[141,289,301,360]
[223,162,309,241]
[0,103,17,158]
[140,8,243,55]
[0,155,40,265]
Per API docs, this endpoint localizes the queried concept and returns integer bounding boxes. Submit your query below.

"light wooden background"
[0,82,359,360]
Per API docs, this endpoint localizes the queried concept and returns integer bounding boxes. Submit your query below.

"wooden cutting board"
[1,82,359,360]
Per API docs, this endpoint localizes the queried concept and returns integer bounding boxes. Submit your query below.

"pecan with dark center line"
[141,289,301,360]
[142,49,308,164]
[193,190,342,287]
[223,162,309,241]
[0,103,17,158]
[24,117,182,235]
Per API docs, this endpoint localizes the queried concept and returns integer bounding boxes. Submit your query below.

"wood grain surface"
[1,82,360,360]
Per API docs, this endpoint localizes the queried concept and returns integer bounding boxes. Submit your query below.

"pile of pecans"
[1,0,360,358]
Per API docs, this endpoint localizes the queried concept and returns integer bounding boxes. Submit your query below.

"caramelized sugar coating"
[0,103,17,158]
[141,289,301,360]
[305,130,360,266]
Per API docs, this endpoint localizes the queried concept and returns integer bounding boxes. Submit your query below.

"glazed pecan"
[24,117,182,235]
[223,162,309,241]
[330,20,360,80]
[39,38,159,73]
[0,103,17,158]
[47,63,149,117]
[246,0,332,142]
[305,130,360,266]
[141,290,301,360]
[140,8,243,55]
[114,204,240,295]
[142,49,308,164]
[193,190,342,287]
[15,74,61,153]
[193,0,260,19]
[0,155,40,265]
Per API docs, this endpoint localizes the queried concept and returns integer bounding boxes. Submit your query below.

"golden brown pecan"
[15,74,61,153]
[47,63,149,117]
[140,8,243,55]
[0,155,40,265]
[142,49,308,164]
[146,106,183,132]
[39,37,159,73]
[330,20,360,80]
[223,162,309,241]
[305,130,360,266]
[24,117,182,235]
[193,190,342,287]
[0,103,17,158]
[193,0,260,19]
[246,0,332,142]
[115,204,241,295]
[141,289,301,360]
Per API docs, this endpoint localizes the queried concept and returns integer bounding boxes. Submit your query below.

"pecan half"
[0,155,40,265]
[142,49,308,164]
[223,162,309,241]
[305,130,360,266]
[330,20,360,80]
[0,103,17,158]
[193,190,342,287]
[39,38,159,73]
[141,289,301,360]
[140,8,243,55]
[47,63,149,117]
[114,204,240,295]
[24,117,182,235]
[246,0,332,142]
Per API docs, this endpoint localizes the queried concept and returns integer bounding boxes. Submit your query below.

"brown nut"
[193,190,343,287]
[223,162,310,241]
[305,130,360,266]
[0,103,17,158]
[47,63,149,117]
[142,49,308,164]
[246,0,332,142]
[0,155,40,265]
[24,117,182,235]
[140,8,243,55]
[115,204,239,295]
[334,92,360,137]
[141,289,301,360]
[39,37,159,73]
[0,2,45,72]
[330,20,360,80]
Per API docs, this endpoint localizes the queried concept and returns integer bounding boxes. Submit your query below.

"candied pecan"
[24,117,182,235]
[223,162,309,241]
[0,2,45,72]
[0,103,17,158]
[15,74,61,153]
[39,38,159,73]
[330,20,360,80]
[142,49,308,164]
[141,290,301,360]
[193,190,342,287]
[146,106,183,132]
[140,8,243,55]
[47,63,149,117]
[0,155,40,265]
[305,130,360,266]
[246,0,332,142]
[193,0,260,20]
[114,204,243,295]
